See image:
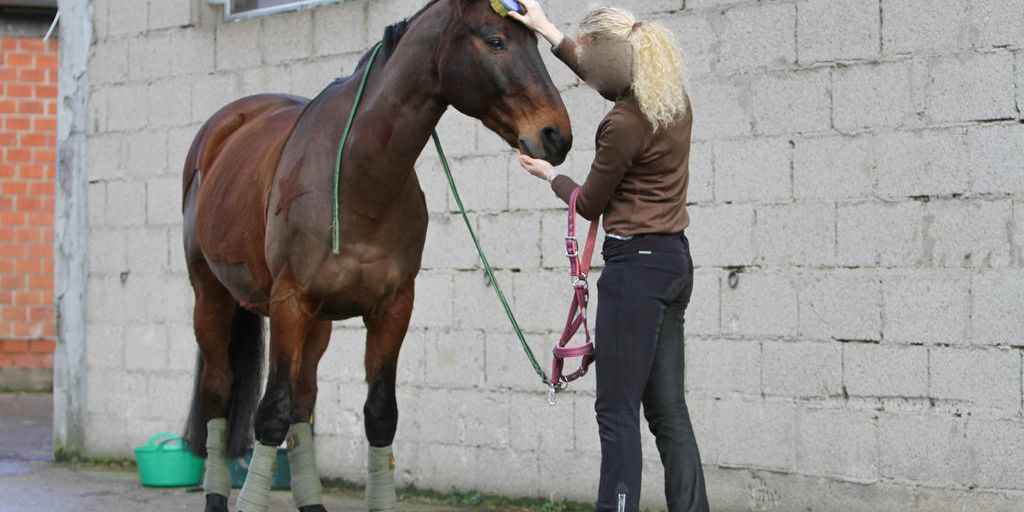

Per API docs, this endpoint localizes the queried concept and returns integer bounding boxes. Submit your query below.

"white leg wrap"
[236,443,278,512]
[286,423,323,508]
[366,445,397,511]
[203,418,232,497]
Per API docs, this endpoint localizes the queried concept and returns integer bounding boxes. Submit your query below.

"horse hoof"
[298,506,328,512]
[205,494,230,512]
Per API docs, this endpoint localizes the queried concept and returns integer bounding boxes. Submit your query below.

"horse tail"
[184,307,266,458]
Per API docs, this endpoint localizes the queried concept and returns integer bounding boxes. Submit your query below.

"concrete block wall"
[77,0,1023,509]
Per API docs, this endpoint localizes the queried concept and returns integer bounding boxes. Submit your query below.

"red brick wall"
[0,36,58,371]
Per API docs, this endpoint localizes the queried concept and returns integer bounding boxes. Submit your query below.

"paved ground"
[0,393,498,512]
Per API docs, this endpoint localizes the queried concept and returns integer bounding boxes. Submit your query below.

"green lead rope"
[431,132,550,385]
[333,41,384,254]
[332,41,550,385]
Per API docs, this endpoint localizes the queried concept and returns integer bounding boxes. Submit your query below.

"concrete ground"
[0,393,507,512]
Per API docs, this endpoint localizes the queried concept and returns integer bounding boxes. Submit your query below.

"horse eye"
[485,37,506,50]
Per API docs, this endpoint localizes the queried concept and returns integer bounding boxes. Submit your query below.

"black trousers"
[593,232,709,512]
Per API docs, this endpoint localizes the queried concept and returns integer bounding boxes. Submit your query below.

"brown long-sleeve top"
[549,37,692,237]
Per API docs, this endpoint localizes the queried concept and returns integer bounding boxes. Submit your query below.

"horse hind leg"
[363,276,415,512]
[185,262,266,512]
[288,320,331,512]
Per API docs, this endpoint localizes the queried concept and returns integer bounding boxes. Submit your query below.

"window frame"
[209,0,342,20]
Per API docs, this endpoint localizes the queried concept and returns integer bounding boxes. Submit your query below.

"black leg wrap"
[298,506,328,512]
[205,493,229,512]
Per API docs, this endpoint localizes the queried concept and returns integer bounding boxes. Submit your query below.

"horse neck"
[349,9,450,180]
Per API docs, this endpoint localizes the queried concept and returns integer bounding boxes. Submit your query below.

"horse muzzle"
[519,125,572,166]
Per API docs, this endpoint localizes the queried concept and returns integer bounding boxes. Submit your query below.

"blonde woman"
[510,3,708,511]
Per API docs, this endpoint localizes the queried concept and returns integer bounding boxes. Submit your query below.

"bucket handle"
[146,432,184,450]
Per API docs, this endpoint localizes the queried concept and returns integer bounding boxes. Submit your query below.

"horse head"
[435,0,573,165]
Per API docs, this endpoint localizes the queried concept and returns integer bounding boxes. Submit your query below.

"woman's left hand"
[516,150,556,181]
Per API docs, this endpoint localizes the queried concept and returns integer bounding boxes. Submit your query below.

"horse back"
[182,94,308,311]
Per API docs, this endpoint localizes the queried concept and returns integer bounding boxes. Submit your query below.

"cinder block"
[717,3,796,72]
[408,271,453,328]
[88,229,126,275]
[834,61,913,131]
[421,214,479,271]
[215,19,263,71]
[512,269,573,332]
[482,329,552,391]
[414,152,450,214]
[685,204,755,267]
[763,340,842,397]
[926,199,1012,268]
[702,398,796,470]
[540,44,580,92]
[86,132,125,181]
[434,110,479,158]
[106,82,149,132]
[844,343,928,397]
[453,269,518,330]
[147,0,193,30]
[508,164,568,212]
[477,212,541,269]
[472,447,541,496]
[286,57,347,98]
[661,12,716,78]
[687,141,713,204]
[365,0,427,37]
[547,0,681,25]
[1017,51,1024,117]
[423,330,485,389]
[881,0,968,54]
[313,1,368,56]
[968,419,1024,490]
[144,277,192,324]
[751,68,831,135]
[105,180,147,227]
[967,124,1024,195]
[147,77,192,128]
[970,0,1024,48]
[837,201,924,267]
[796,407,878,480]
[722,271,798,337]
[685,338,761,396]
[874,129,967,198]
[261,9,313,64]
[798,270,881,341]
[539,209,607,270]
[878,413,972,486]
[930,347,1021,415]
[124,325,168,370]
[797,0,880,64]
[560,87,613,150]
[146,177,182,226]
[90,38,129,86]
[927,51,1017,124]
[972,271,1024,345]
[713,137,791,202]
[446,154,510,213]
[189,73,242,124]
[756,202,836,267]
[125,227,168,274]
[165,125,201,175]
[794,134,873,199]
[882,271,970,344]
[687,269,721,336]
[128,32,172,81]
[85,324,124,369]
[88,183,108,236]
[106,0,149,37]
[124,129,168,178]
[508,391,574,453]
[688,77,752,140]
[170,29,216,76]
[165,324,196,372]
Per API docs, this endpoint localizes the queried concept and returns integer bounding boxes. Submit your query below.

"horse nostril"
[541,126,570,164]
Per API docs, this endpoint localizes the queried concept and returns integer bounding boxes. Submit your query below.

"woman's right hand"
[508,0,563,45]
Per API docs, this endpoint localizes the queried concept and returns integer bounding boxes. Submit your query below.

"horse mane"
[350,0,442,74]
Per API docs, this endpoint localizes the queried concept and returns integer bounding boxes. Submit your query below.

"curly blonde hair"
[578,8,689,130]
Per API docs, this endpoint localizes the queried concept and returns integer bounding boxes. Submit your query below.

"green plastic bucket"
[229,447,291,490]
[134,433,205,488]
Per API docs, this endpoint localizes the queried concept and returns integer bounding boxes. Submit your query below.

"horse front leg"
[362,277,415,512]
[288,320,332,512]
[238,276,314,512]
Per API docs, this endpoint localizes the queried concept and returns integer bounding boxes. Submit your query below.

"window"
[210,0,339,19]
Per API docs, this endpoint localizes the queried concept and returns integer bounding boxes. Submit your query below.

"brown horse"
[181,1,571,511]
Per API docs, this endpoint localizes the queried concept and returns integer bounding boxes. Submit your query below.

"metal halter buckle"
[565,236,579,258]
